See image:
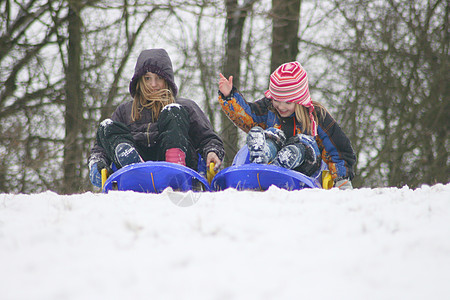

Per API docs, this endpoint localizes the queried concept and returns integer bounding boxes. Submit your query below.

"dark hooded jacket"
[129,49,178,98]
[89,49,224,169]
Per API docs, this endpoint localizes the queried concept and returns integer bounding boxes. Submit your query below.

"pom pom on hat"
[265,61,317,136]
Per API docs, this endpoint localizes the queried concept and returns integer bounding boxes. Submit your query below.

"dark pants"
[96,105,198,170]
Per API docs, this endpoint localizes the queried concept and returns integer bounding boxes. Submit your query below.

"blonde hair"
[131,77,175,121]
[294,101,327,135]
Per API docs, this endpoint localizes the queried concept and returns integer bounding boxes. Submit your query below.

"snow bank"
[1,184,449,300]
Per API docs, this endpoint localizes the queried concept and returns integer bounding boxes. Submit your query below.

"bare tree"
[311,0,449,188]
[270,0,301,71]
[220,0,258,166]
[3,0,444,193]
[0,1,170,193]
[0,0,68,193]
[63,0,83,193]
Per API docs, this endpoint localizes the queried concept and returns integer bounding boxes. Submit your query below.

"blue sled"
[211,146,324,191]
[103,161,211,193]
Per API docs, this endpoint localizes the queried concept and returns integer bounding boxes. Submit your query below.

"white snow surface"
[1,184,449,300]
[99,118,113,127]
[162,103,182,111]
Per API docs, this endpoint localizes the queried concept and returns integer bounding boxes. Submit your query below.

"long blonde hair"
[131,77,175,122]
[294,101,327,135]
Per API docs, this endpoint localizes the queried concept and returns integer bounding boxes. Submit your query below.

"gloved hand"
[88,158,111,188]
[335,178,353,190]
[89,162,102,188]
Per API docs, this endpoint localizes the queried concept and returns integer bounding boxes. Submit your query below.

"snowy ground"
[1,184,449,300]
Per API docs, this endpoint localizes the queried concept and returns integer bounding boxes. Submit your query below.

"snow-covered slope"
[1,184,449,300]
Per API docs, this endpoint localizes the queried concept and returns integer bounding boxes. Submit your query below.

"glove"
[89,162,102,188]
[88,158,111,188]
[335,178,353,190]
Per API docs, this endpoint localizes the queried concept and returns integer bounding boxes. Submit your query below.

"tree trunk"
[270,0,301,72]
[63,0,83,194]
[221,0,255,166]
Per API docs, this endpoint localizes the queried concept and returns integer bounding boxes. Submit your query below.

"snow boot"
[272,143,306,170]
[264,127,286,150]
[273,134,321,175]
[165,148,186,166]
[96,119,143,169]
[294,134,322,176]
[246,126,277,164]
[114,143,143,168]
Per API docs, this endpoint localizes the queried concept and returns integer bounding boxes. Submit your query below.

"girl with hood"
[88,49,224,188]
[218,61,356,189]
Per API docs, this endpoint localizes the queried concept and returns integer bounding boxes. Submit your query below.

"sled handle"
[207,162,217,184]
[322,170,333,190]
[101,168,109,190]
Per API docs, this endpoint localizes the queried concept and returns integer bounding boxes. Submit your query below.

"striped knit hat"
[265,61,317,136]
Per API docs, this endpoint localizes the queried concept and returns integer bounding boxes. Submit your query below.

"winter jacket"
[89,98,225,167]
[219,87,356,180]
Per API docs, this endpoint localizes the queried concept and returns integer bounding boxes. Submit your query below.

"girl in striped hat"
[218,61,356,189]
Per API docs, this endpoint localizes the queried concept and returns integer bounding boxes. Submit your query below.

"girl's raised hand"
[219,73,233,97]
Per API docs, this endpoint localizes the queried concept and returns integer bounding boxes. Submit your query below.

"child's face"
[272,99,296,117]
[143,72,166,91]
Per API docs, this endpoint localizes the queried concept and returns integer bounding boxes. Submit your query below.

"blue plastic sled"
[102,161,211,193]
[211,146,324,191]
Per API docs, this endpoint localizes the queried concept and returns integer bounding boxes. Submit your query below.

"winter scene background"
[1,0,448,299]
[1,183,449,300]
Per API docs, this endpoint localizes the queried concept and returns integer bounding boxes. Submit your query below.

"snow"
[1,184,449,300]
[162,103,182,111]
[100,118,113,127]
